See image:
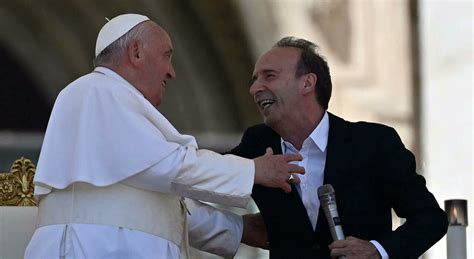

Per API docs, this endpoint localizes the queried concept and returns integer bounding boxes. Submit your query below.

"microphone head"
[317,184,335,197]
[318,184,336,205]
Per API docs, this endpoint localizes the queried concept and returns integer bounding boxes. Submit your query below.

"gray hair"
[93,23,149,67]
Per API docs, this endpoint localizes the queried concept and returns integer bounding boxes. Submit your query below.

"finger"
[328,240,346,249]
[288,164,305,174]
[283,153,303,162]
[281,183,291,193]
[265,147,273,156]
[329,247,345,258]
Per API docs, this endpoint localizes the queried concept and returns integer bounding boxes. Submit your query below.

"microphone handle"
[329,217,347,259]
[330,224,345,241]
[323,204,345,240]
[324,204,347,259]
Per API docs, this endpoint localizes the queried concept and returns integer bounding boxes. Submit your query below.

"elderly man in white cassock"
[25,14,304,258]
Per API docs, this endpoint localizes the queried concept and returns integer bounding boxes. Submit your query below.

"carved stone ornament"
[0,157,36,206]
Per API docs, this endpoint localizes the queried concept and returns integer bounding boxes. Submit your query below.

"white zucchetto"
[95,14,150,57]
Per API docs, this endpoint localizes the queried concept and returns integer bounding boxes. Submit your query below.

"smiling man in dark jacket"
[230,37,447,259]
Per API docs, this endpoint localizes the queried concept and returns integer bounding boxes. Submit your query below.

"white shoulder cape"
[34,67,197,194]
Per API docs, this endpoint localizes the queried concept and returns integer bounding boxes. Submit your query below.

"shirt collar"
[281,111,329,152]
[309,111,329,152]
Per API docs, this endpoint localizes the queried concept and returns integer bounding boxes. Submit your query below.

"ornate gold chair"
[0,157,38,259]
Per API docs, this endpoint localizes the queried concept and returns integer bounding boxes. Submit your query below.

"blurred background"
[0,0,471,258]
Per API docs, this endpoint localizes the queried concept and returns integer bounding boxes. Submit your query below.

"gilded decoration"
[0,157,36,206]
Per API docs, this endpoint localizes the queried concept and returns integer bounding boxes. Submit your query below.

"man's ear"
[128,41,142,66]
[301,73,317,95]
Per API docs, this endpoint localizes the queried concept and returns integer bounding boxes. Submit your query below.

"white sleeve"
[124,146,255,208]
[122,146,186,194]
[186,199,243,257]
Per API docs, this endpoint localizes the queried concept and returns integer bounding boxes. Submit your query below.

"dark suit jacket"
[230,113,447,259]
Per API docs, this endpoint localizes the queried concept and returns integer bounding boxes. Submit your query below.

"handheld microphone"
[317,184,345,241]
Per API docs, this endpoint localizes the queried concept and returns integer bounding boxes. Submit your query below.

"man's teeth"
[260,100,274,109]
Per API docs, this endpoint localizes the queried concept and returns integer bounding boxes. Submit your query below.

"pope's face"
[249,47,303,127]
[139,23,176,106]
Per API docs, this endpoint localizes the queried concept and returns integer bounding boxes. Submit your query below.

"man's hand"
[329,236,382,259]
[241,213,269,249]
[253,147,305,193]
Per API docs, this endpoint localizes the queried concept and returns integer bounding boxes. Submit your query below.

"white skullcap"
[95,14,150,57]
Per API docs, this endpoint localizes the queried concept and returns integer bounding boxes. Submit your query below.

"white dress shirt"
[280,112,388,259]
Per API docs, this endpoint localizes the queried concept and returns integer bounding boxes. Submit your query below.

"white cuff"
[369,240,389,259]
[187,199,243,257]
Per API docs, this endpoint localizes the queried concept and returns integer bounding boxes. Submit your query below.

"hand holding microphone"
[318,184,381,259]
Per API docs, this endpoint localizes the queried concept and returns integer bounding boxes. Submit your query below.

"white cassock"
[25,67,255,258]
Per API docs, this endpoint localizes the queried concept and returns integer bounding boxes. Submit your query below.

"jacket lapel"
[267,130,283,155]
[323,113,352,190]
[314,113,353,237]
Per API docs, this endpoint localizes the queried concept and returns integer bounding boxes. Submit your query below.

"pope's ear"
[301,73,317,94]
[128,40,142,66]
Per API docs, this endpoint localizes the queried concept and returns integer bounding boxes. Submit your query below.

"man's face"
[139,23,176,106]
[249,47,303,127]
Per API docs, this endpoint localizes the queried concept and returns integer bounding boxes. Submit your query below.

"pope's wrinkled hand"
[253,147,304,193]
[241,212,269,249]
